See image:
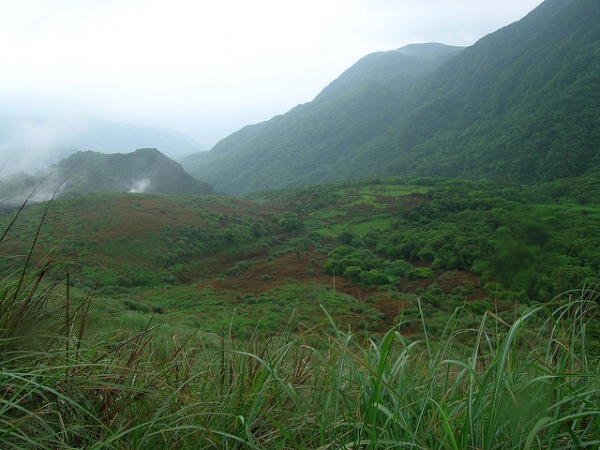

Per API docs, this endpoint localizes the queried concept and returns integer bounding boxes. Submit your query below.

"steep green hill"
[183,0,600,196]
[0,148,213,202]
[183,43,463,195]
[355,0,600,182]
[57,148,212,195]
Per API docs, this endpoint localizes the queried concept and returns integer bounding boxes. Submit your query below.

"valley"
[2,174,599,448]
[1,0,599,447]
[3,175,599,337]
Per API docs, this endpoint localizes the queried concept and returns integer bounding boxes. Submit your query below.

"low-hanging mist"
[0,115,206,177]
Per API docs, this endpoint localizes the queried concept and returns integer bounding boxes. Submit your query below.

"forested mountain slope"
[183,0,600,196]
[354,0,599,181]
[183,44,463,195]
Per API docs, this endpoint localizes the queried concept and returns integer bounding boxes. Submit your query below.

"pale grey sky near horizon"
[1,0,544,147]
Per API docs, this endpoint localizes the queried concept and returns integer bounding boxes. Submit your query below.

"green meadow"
[1,176,600,448]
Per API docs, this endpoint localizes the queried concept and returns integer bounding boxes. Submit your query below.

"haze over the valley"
[1,0,543,168]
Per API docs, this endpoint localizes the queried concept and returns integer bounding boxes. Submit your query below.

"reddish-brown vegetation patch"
[195,250,390,299]
[194,249,484,328]
[398,193,429,208]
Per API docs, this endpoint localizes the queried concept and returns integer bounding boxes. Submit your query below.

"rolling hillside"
[3,176,599,448]
[183,0,600,196]
[4,174,600,333]
[0,148,213,203]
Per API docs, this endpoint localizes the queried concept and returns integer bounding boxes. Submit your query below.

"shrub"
[278,212,302,232]
[360,269,389,286]
[336,231,354,245]
[225,260,253,276]
[343,265,362,280]
[408,267,435,279]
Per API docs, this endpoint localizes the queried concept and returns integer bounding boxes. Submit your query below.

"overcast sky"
[1,0,544,147]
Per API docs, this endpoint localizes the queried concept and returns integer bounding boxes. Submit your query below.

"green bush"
[225,260,253,276]
[343,265,362,279]
[360,269,389,286]
[408,267,435,279]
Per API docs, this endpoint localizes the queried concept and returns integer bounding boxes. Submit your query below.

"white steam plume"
[129,178,150,193]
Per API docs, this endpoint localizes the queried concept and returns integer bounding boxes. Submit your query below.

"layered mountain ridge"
[182,0,600,196]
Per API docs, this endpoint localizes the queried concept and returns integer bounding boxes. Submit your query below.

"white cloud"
[0,0,544,146]
[0,115,91,174]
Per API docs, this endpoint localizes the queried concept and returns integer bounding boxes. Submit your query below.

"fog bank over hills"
[0,114,207,176]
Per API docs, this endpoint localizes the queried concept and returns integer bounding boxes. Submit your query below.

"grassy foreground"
[2,272,600,447]
[1,200,599,449]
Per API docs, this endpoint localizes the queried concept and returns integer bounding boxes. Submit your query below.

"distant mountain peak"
[181,0,600,195]
[396,43,465,60]
[0,148,213,204]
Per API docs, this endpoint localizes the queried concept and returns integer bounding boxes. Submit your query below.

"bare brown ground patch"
[437,271,484,298]
[195,251,386,299]
[401,270,486,301]
[63,195,282,241]
[194,251,409,328]
[194,250,484,328]
[398,193,430,207]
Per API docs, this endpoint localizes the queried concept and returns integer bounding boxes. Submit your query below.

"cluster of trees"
[322,177,600,302]
[323,244,412,286]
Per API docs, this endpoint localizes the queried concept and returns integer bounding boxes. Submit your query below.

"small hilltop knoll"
[0,148,213,203]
